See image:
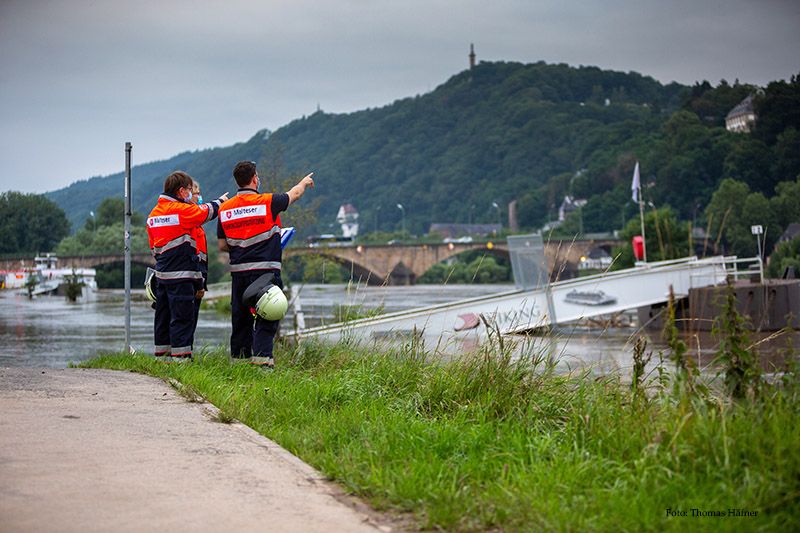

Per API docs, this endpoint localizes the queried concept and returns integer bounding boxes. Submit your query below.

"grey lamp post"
[491,202,501,233]
[396,203,405,235]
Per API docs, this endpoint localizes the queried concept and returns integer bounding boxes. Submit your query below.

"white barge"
[1,254,97,297]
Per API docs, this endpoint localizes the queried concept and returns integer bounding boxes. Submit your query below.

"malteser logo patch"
[148,214,180,227]
[221,205,267,222]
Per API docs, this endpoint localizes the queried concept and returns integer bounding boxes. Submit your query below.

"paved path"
[0,368,393,533]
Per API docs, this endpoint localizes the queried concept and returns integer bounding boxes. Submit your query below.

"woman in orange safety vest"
[146,171,227,361]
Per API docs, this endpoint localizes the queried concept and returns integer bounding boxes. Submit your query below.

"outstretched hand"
[218,192,230,203]
[287,173,315,205]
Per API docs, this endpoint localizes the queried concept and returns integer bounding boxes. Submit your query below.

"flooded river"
[0,283,794,374]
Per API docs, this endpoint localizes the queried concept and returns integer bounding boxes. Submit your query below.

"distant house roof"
[726,95,755,120]
[587,247,611,259]
[779,223,800,243]
[336,203,359,222]
[560,195,587,209]
[725,95,757,133]
[558,195,587,222]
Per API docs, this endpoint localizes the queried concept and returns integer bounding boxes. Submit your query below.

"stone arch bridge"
[284,238,619,285]
[0,238,619,286]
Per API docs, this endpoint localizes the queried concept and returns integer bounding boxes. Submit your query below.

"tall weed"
[712,278,761,399]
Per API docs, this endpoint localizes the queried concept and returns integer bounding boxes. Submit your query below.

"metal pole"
[396,203,405,235]
[124,142,132,353]
[756,232,763,284]
[639,196,647,263]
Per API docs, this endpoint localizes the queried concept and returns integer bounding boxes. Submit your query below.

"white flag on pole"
[631,161,641,203]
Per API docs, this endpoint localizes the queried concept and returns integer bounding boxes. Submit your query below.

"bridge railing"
[721,256,763,283]
[685,255,763,285]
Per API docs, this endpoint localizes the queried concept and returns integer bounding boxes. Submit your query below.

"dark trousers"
[191,272,207,342]
[154,280,197,356]
[192,293,202,339]
[230,271,282,358]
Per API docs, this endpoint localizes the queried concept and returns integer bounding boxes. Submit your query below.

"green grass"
[332,303,385,322]
[200,295,231,314]
[81,339,800,531]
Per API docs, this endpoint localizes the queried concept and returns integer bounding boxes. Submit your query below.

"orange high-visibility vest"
[194,225,208,264]
[147,195,218,281]
[219,191,282,273]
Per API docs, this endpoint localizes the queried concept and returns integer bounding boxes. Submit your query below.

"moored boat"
[1,254,97,297]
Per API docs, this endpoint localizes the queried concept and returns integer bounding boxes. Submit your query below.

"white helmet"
[255,285,288,321]
[144,268,157,303]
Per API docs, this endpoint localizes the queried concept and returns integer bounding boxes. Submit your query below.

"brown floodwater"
[0,284,796,374]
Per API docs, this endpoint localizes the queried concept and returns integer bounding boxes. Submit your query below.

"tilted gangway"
[289,235,732,346]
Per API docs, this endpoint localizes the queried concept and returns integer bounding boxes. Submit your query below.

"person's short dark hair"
[233,161,257,188]
[163,171,194,198]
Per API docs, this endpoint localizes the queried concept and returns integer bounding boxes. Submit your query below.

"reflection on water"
[0,284,795,373]
[0,289,227,368]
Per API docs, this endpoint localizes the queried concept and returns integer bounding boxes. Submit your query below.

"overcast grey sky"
[1,0,798,194]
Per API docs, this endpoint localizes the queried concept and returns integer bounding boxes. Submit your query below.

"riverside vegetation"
[83,286,799,531]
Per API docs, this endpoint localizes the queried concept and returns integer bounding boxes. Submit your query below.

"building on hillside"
[778,223,800,244]
[578,247,613,270]
[558,196,587,222]
[336,203,359,238]
[725,95,757,133]
[429,223,501,240]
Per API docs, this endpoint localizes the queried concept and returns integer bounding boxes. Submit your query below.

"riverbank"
[81,339,799,531]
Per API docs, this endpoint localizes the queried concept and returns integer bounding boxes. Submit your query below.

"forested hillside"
[45,61,800,242]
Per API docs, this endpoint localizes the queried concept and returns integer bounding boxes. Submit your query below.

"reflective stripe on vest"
[228,261,282,272]
[152,234,197,255]
[154,270,203,280]
[225,225,281,248]
[197,251,208,262]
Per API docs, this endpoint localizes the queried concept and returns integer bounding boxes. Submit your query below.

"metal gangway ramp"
[291,235,730,345]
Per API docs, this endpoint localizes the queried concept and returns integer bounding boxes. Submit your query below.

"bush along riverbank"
[83,297,798,531]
